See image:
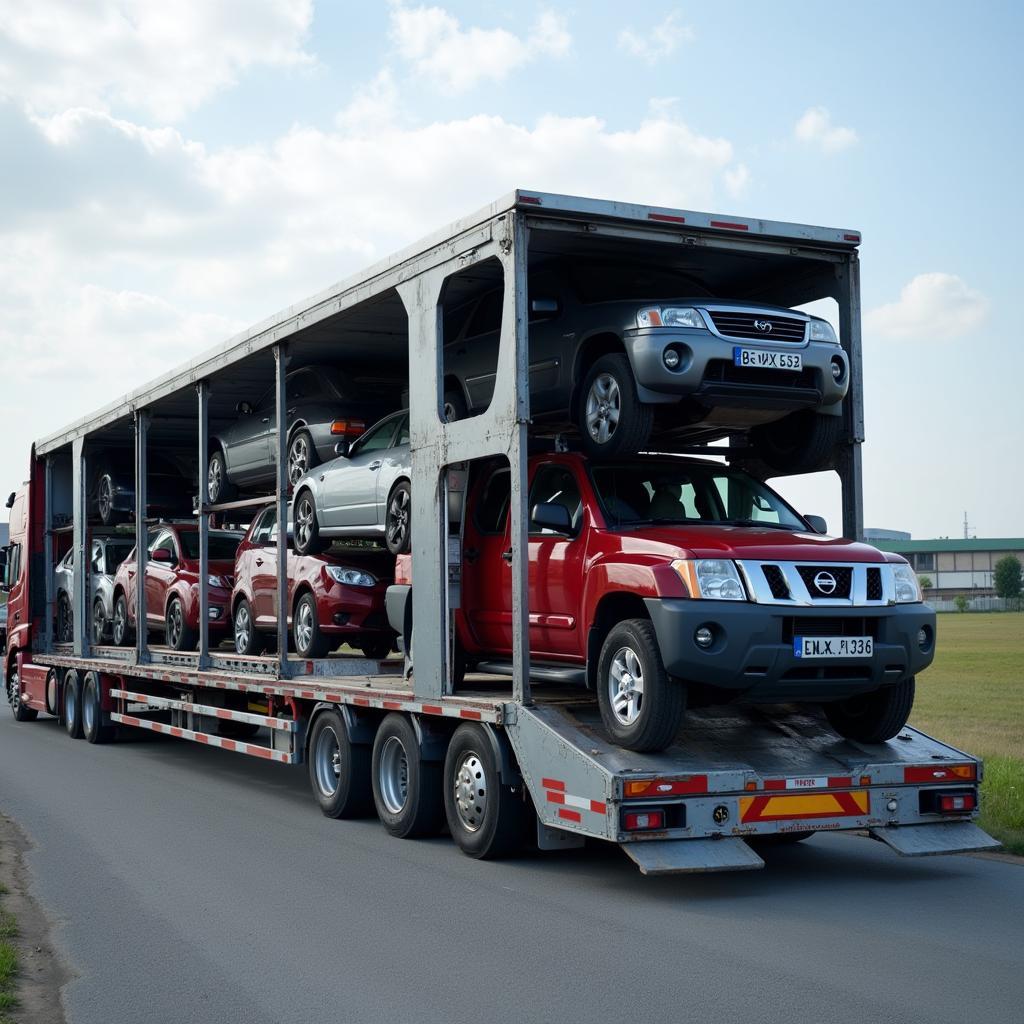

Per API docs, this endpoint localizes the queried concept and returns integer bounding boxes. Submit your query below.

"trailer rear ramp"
[505,699,999,873]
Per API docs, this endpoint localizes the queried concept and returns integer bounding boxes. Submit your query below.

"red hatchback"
[112,523,243,651]
[231,505,395,659]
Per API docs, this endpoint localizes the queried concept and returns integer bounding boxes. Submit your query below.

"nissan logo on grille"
[813,571,837,594]
[754,319,773,333]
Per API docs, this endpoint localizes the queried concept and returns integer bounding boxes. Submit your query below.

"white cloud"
[793,106,858,153]
[388,3,571,92]
[0,0,314,121]
[618,11,694,63]
[865,273,990,340]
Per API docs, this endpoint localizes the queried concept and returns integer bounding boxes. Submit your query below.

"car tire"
[444,723,526,859]
[165,596,198,652]
[823,678,915,744]
[8,662,38,722]
[91,598,107,645]
[371,713,444,838]
[750,410,842,475]
[385,481,412,556]
[293,490,327,556]
[596,618,685,753]
[287,429,319,488]
[112,593,133,647]
[82,671,115,744]
[207,449,236,504]
[576,353,654,459]
[360,640,394,661]
[95,471,124,526]
[308,709,373,818]
[63,669,84,739]
[443,388,468,422]
[57,592,73,644]
[233,598,264,656]
[294,591,330,658]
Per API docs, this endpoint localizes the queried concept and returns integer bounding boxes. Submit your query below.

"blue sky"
[0,0,1020,537]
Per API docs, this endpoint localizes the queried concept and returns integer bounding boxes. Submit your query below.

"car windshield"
[569,264,712,303]
[105,542,134,570]
[177,531,243,560]
[589,462,807,530]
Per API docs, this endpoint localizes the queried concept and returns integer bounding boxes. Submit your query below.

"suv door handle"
[369,460,383,471]
[261,416,271,424]
[501,548,513,564]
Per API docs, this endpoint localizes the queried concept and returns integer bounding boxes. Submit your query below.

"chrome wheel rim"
[295,599,315,654]
[98,476,113,521]
[314,724,342,797]
[452,750,487,833]
[608,646,644,726]
[295,496,314,549]
[168,601,182,648]
[207,456,222,503]
[234,603,251,654]
[113,600,126,644]
[64,679,75,724]
[92,603,105,644]
[585,373,621,445]
[288,435,309,486]
[386,488,410,551]
[378,735,409,815]
[83,681,95,734]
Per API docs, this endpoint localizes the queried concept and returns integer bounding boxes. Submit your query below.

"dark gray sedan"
[207,365,394,502]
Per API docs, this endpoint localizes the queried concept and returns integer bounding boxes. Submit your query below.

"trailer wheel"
[384,481,412,556]
[112,593,133,647]
[57,592,73,644]
[64,669,84,739]
[294,592,330,658]
[233,598,264,656]
[576,353,654,459]
[165,596,198,652]
[750,410,841,475]
[371,713,444,838]
[823,677,915,744]
[444,723,525,859]
[308,709,372,818]
[293,490,327,555]
[82,671,115,744]
[596,619,685,752]
[7,662,38,722]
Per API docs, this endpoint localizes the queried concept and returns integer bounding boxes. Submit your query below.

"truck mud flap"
[869,822,1001,857]
[622,838,765,875]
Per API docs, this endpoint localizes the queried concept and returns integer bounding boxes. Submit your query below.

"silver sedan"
[292,410,411,556]
[55,536,135,644]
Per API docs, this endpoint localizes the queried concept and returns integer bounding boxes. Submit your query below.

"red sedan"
[112,524,243,651]
[231,505,395,659]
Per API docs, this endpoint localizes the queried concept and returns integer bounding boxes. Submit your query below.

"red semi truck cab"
[389,452,935,752]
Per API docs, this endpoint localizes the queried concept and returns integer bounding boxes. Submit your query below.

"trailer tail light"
[623,809,665,831]
[330,419,366,437]
[905,763,976,784]
[919,788,977,815]
[624,775,707,797]
[940,793,975,813]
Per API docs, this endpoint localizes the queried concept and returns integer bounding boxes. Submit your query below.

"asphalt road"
[1,711,1022,1024]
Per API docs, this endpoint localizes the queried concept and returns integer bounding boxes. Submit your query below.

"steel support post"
[42,455,54,649]
[197,381,211,669]
[70,437,89,657]
[134,409,150,663]
[837,254,865,540]
[274,345,290,677]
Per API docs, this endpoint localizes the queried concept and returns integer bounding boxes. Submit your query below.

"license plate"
[733,347,803,370]
[794,636,873,659]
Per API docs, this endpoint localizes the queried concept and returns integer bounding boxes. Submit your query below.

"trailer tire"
[63,669,84,739]
[750,410,841,475]
[165,596,198,652]
[308,709,373,818]
[596,619,685,752]
[294,591,330,658]
[293,490,327,556]
[444,723,525,859]
[82,671,115,744]
[112,593,133,647]
[7,661,38,722]
[384,481,412,556]
[823,677,915,744]
[371,713,444,838]
[576,353,654,459]
[46,669,58,716]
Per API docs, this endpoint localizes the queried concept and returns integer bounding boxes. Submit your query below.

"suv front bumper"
[643,599,935,702]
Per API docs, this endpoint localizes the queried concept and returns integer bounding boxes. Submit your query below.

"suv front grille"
[782,617,878,642]
[703,360,817,390]
[706,310,807,342]
[762,565,791,600]
[796,565,852,599]
[866,567,883,601]
[738,560,894,606]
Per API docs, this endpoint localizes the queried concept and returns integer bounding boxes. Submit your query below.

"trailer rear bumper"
[869,821,1001,857]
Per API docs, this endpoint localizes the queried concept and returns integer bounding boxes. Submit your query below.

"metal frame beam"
[273,344,290,677]
[70,438,89,657]
[42,456,55,649]
[836,254,865,540]
[197,382,211,669]
[134,409,150,663]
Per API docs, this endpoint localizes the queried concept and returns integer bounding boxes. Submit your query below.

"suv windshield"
[589,462,807,530]
[177,531,243,561]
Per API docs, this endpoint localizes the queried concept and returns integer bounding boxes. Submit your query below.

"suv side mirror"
[151,547,175,564]
[531,502,574,536]
[236,400,253,416]
[804,514,828,535]
[333,440,350,457]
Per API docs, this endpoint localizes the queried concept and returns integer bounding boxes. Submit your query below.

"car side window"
[91,540,104,573]
[351,415,401,456]
[475,468,510,535]
[148,530,173,557]
[466,289,503,338]
[394,414,410,447]
[528,464,582,537]
[251,506,276,545]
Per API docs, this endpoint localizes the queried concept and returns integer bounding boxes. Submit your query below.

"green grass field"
[910,613,1024,854]
[0,883,16,1023]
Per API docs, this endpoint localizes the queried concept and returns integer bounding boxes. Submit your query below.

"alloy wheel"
[295,598,314,654]
[386,489,410,552]
[234,603,251,654]
[585,372,621,445]
[288,435,309,486]
[608,646,644,726]
[98,476,113,522]
[295,496,314,549]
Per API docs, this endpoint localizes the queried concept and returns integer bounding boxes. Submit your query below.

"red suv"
[231,505,394,659]
[112,524,243,651]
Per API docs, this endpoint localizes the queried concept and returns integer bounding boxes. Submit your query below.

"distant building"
[871,537,1024,597]
[864,528,912,541]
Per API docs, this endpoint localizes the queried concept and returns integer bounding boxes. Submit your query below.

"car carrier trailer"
[3,189,998,872]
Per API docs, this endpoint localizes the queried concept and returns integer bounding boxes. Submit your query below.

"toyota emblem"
[813,571,837,594]
[754,319,772,333]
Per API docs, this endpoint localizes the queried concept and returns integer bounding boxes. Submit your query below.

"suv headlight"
[892,564,922,603]
[672,559,747,601]
[808,318,838,343]
[636,306,706,330]
[207,575,230,589]
[326,566,376,588]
